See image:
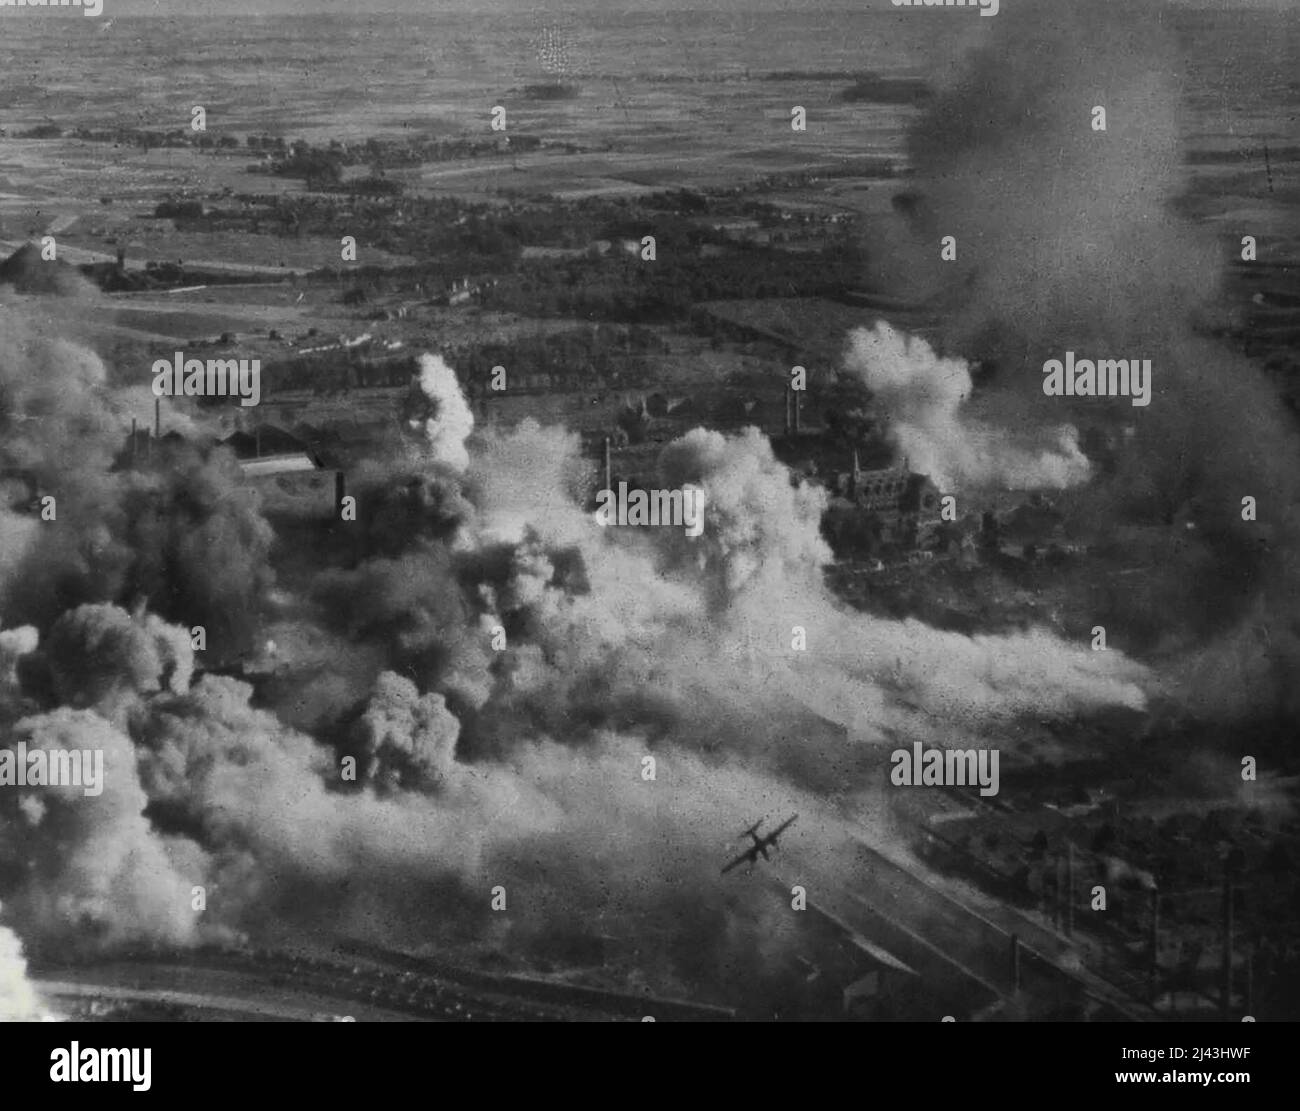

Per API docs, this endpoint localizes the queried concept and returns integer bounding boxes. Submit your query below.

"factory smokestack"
[154,395,161,439]
[604,436,611,494]
[335,470,346,513]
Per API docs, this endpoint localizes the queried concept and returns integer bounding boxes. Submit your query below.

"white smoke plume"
[468,417,591,546]
[0,919,58,1021]
[843,322,1092,492]
[658,426,831,605]
[411,354,475,472]
[2,708,204,951]
[645,424,1146,733]
[452,419,1149,781]
[0,624,38,702]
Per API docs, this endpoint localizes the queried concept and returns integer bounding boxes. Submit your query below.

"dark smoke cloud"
[0,316,276,659]
[40,604,192,714]
[872,0,1300,716]
[355,671,461,791]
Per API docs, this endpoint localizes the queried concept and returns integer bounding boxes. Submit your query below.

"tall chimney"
[792,387,801,434]
[154,396,161,439]
[335,470,346,513]
[604,436,612,493]
[784,386,791,436]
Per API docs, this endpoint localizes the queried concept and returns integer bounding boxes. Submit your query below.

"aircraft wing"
[721,848,754,875]
[769,814,798,840]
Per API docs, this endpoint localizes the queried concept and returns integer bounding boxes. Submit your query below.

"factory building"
[827,451,943,552]
[220,426,322,478]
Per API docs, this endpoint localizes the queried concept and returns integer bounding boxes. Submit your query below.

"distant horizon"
[4,0,1293,16]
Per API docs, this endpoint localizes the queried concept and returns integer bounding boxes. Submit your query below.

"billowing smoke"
[658,426,831,603]
[39,604,193,715]
[1,708,204,951]
[0,242,97,300]
[843,321,1091,491]
[355,671,461,792]
[2,2,1272,1009]
[0,315,119,482]
[408,354,475,472]
[0,361,1154,1005]
[0,625,38,685]
[876,0,1300,715]
[886,0,1209,354]
[0,302,276,661]
[469,417,591,545]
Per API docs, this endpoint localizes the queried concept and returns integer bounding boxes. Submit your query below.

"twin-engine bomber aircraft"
[721,814,798,875]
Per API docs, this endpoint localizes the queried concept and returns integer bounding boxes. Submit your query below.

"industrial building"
[821,452,943,556]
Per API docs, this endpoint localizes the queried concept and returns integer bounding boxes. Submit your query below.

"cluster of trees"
[256,324,666,400]
[269,133,545,186]
[191,134,243,150]
[259,350,418,395]
[277,195,516,261]
[24,124,207,150]
[245,134,289,151]
[274,147,346,186]
[453,325,667,395]
[483,237,864,324]
[147,188,517,276]
[154,199,206,220]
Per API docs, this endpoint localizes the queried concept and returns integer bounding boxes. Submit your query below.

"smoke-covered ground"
[0,0,1295,1014]
[0,278,1154,1006]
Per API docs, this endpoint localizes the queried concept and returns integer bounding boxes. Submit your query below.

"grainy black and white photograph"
[0,0,1296,1054]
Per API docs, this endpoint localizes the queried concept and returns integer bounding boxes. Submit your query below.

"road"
[35,980,394,1023]
[0,238,312,278]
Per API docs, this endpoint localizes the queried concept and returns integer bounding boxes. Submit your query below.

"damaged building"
[824,453,943,558]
